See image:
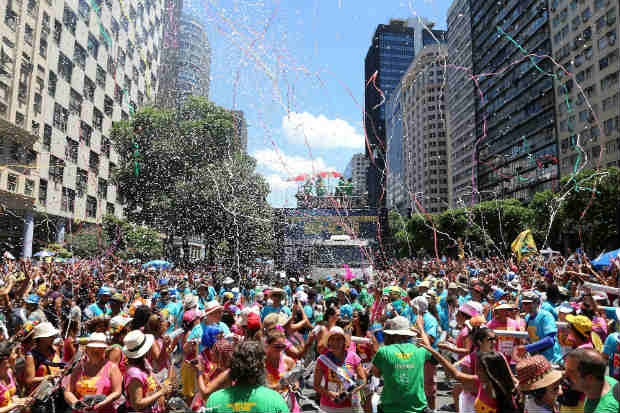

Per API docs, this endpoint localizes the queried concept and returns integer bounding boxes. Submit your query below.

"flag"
[511,229,537,262]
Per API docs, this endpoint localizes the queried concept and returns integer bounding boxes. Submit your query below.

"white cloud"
[253,148,337,177]
[282,112,364,149]
[264,174,296,192]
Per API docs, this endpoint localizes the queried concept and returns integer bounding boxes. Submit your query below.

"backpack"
[613,381,620,402]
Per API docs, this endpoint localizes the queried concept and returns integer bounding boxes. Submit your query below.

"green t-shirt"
[372,342,431,413]
[205,384,290,412]
[584,376,619,413]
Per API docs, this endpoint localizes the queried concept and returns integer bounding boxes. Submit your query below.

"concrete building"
[0,0,163,256]
[446,0,477,207]
[549,0,619,173]
[156,0,183,108]
[471,0,559,202]
[344,153,369,196]
[364,20,416,209]
[385,81,407,214]
[401,43,450,214]
[176,12,210,101]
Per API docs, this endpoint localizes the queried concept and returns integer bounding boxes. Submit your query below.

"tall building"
[176,12,210,100]
[156,0,183,108]
[549,0,619,173]
[231,110,247,151]
[446,0,477,207]
[471,1,559,202]
[344,153,370,196]
[385,81,407,214]
[400,43,450,214]
[0,0,164,256]
[364,20,415,209]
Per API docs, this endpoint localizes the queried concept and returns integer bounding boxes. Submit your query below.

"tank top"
[73,361,114,413]
[474,379,498,413]
[0,371,16,407]
[124,364,164,413]
[265,354,300,413]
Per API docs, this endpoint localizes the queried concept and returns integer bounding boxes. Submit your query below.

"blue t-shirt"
[603,332,620,379]
[541,301,558,320]
[83,302,110,320]
[422,312,439,348]
[260,305,291,321]
[525,309,562,363]
[303,304,314,321]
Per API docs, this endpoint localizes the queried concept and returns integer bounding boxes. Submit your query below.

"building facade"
[176,12,210,101]
[155,0,183,108]
[344,153,370,196]
[446,0,477,208]
[385,81,407,214]
[0,0,163,256]
[401,43,450,214]
[364,20,416,209]
[472,0,559,202]
[549,0,619,173]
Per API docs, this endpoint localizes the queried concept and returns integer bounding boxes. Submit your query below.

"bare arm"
[94,364,122,410]
[127,377,168,411]
[418,343,477,386]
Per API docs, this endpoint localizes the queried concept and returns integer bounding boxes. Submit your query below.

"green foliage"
[389,169,620,258]
[45,243,73,258]
[109,96,272,271]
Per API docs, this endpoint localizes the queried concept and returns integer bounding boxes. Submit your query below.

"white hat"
[289,277,297,282]
[109,315,133,334]
[327,326,347,340]
[231,287,240,293]
[223,277,235,285]
[123,330,155,359]
[33,322,60,339]
[85,332,108,348]
[384,316,417,337]
[183,294,199,310]
[204,300,223,315]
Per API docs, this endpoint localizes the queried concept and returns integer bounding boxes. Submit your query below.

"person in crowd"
[370,315,434,413]
[205,340,291,412]
[265,328,300,412]
[64,332,122,412]
[564,348,619,413]
[515,291,562,364]
[314,326,366,412]
[565,315,603,351]
[0,341,31,412]
[23,321,63,393]
[261,289,292,321]
[516,355,563,413]
[123,330,175,413]
[487,302,526,366]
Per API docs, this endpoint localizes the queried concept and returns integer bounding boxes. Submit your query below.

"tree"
[110,96,272,272]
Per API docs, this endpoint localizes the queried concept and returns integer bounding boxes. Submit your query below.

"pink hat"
[458,301,481,317]
[182,309,202,323]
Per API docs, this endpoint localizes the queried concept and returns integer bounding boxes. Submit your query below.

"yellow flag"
[511,229,537,262]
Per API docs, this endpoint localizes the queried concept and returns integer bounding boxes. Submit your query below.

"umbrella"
[33,251,55,257]
[591,248,620,270]
[142,260,173,270]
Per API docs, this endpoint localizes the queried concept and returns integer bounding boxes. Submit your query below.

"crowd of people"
[0,252,618,413]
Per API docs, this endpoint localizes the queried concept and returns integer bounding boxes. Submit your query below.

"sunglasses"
[487,336,497,342]
[270,343,286,350]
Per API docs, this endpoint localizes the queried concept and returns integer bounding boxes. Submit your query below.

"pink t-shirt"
[487,318,522,364]
[317,351,361,409]
[124,365,163,413]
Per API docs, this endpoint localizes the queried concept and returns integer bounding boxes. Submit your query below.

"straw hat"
[384,316,417,337]
[203,300,223,315]
[327,326,347,340]
[32,322,60,339]
[109,315,133,335]
[85,332,108,348]
[123,330,155,359]
[183,294,199,310]
[516,355,563,391]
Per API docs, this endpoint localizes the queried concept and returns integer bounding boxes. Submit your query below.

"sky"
[191,0,451,207]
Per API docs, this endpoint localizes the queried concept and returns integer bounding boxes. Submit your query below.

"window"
[33,93,41,113]
[58,53,73,82]
[69,89,82,114]
[581,8,591,22]
[65,137,78,163]
[80,121,92,145]
[86,196,97,218]
[49,155,65,181]
[53,103,68,131]
[97,178,107,199]
[601,71,619,89]
[74,42,87,69]
[27,0,38,16]
[53,19,62,44]
[93,108,103,130]
[39,37,47,58]
[25,25,34,45]
[76,168,87,196]
[101,137,110,157]
[596,16,606,32]
[599,36,609,50]
[106,202,115,216]
[39,179,47,205]
[600,56,609,70]
[87,33,99,59]
[96,65,106,88]
[107,56,115,75]
[63,5,77,35]
[104,95,113,116]
[78,0,90,23]
[43,124,52,150]
[48,71,57,96]
[6,174,17,192]
[84,76,95,101]
[61,187,75,213]
[89,150,99,172]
